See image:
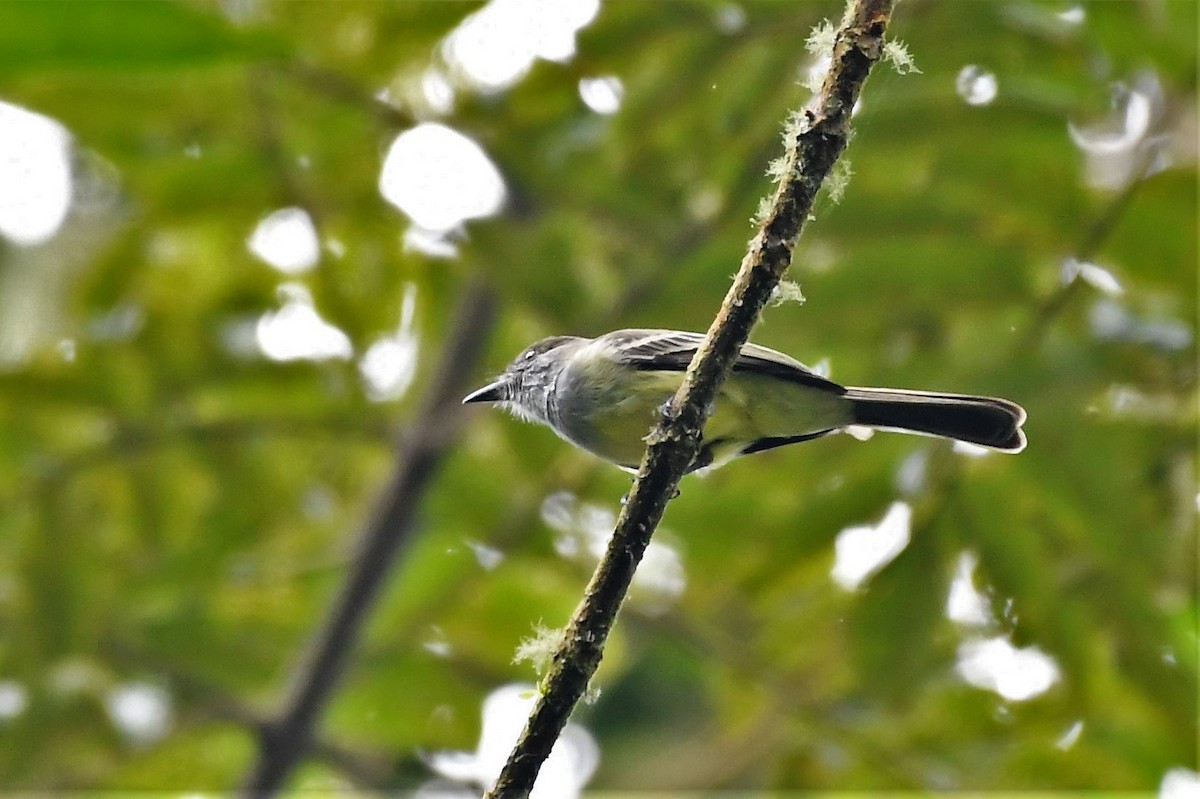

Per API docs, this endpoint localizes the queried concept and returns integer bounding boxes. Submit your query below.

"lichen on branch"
[483,2,900,797]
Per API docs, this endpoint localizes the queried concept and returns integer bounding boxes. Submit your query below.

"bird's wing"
[600,329,845,393]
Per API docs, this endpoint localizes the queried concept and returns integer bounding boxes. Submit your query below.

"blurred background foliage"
[0,0,1195,793]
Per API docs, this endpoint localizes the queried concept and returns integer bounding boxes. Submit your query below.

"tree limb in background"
[105,638,401,787]
[241,279,498,796]
[483,1,898,797]
[1020,128,1174,353]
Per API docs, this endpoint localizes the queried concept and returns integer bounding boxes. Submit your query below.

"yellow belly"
[554,365,853,469]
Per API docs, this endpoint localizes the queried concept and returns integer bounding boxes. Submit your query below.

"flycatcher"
[463,329,1026,472]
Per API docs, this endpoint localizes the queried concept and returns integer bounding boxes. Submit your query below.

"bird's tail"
[845,387,1027,452]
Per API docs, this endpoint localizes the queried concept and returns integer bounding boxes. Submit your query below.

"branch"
[241,279,498,796]
[282,61,417,130]
[1018,106,1179,353]
[105,637,401,787]
[483,2,897,797]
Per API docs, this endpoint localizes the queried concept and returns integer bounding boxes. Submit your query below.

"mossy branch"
[483,2,897,796]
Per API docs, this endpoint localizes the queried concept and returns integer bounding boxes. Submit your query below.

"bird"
[463,329,1026,472]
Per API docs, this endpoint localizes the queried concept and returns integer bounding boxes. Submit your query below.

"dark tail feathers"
[846,387,1027,452]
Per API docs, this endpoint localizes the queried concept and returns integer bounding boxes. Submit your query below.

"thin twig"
[282,61,417,130]
[483,2,897,796]
[104,638,401,787]
[1019,119,1172,353]
[241,280,498,796]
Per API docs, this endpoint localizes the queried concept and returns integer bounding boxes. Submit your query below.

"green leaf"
[0,0,286,74]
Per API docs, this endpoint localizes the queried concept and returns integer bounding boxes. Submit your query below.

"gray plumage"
[464,329,1026,471]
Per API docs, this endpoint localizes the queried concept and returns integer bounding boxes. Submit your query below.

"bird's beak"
[462,378,508,404]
